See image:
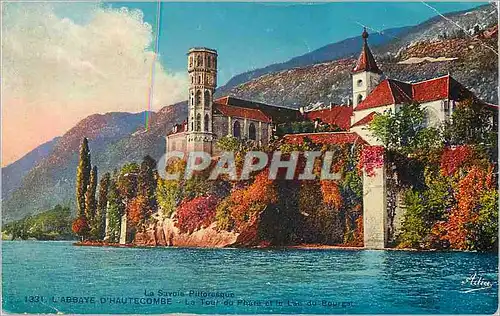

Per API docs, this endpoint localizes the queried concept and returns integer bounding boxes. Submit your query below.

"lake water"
[2,241,498,314]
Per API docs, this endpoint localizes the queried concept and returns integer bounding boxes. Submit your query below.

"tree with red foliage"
[72,216,90,241]
[128,195,148,227]
[176,195,219,234]
[433,166,494,250]
[439,145,474,176]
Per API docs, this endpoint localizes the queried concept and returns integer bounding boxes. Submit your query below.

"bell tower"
[186,47,218,154]
[352,28,382,107]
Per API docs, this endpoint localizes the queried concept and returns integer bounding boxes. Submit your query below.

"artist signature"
[460,272,495,293]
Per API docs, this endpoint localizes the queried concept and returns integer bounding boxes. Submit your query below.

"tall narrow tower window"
[196,90,202,107]
[357,94,363,104]
[233,121,241,139]
[249,123,256,140]
[204,114,210,132]
[196,114,201,131]
[197,55,202,67]
[204,90,211,106]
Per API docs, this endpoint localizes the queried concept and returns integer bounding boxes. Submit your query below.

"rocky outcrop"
[134,217,239,248]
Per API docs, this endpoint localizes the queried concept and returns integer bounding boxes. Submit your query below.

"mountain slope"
[217,26,410,95]
[2,112,154,222]
[2,137,59,200]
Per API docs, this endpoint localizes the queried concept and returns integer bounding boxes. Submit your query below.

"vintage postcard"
[1,1,498,315]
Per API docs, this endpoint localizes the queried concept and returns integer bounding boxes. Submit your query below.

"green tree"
[91,172,110,240]
[472,189,498,251]
[368,102,441,154]
[117,163,140,203]
[157,178,181,218]
[75,138,91,217]
[443,99,497,157]
[84,166,98,225]
[106,178,124,242]
[138,155,158,218]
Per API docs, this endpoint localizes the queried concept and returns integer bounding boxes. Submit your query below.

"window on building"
[191,118,194,131]
[208,56,212,68]
[196,90,202,107]
[357,94,363,104]
[204,90,211,106]
[233,121,241,139]
[249,123,256,140]
[204,114,209,131]
[189,56,193,68]
[357,79,363,87]
[443,100,450,112]
[197,55,202,66]
[196,114,201,131]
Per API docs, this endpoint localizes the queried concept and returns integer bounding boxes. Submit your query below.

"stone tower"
[352,28,382,107]
[186,47,218,154]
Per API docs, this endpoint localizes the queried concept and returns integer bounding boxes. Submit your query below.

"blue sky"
[107,2,485,85]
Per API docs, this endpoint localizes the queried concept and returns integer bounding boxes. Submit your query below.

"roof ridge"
[413,74,451,85]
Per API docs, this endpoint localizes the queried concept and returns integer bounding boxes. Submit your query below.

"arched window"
[357,79,363,87]
[197,55,203,67]
[196,114,201,131]
[204,90,211,106]
[196,90,202,107]
[204,114,210,131]
[357,94,363,104]
[249,123,256,140]
[191,118,194,131]
[233,121,241,139]
[208,56,212,68]
[189,56,193,68]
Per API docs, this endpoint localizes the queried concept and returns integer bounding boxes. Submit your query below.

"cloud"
[2,2,188,166]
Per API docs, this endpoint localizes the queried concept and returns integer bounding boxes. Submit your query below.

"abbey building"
[167,29,496,155]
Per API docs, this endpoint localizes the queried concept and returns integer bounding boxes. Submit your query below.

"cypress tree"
[106,177,124,242]
[91,172,110,240]
[84,166,98,224]
[138,155,158,218]
[76,138,91,218]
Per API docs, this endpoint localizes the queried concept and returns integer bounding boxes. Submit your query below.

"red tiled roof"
[213,103,271,123]
[351,112,377,128]
[412,75,450,103]
[304,106,353,130]
[352,29,382,74]
[283,132,368,146]
[354,79,412,111]
[354,76,472,111]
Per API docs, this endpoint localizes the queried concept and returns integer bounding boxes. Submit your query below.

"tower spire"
[352,28,382,74]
